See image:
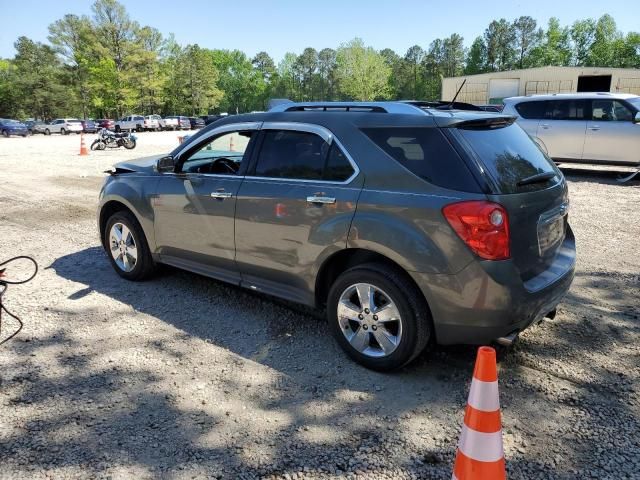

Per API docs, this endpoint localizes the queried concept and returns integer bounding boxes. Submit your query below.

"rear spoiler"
[436,116,516,129]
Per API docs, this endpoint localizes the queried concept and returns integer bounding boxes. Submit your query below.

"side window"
[324,143,354,181]
[180,131,254,175]
[592,100,633,122]
[547,100,587,120]
[254,130,328,180]
[515,101,546,120]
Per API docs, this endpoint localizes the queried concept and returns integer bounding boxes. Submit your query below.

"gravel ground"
[0,132,639,479]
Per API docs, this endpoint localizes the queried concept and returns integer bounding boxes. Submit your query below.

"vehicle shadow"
[10,246,632,477]
[561,167,640,186]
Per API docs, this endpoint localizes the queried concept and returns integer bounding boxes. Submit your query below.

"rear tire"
[123,138,136,150]
[45,128,50,135]
[327,263,431,371]
[104,210,155,281]
[2,130,8,137]
[60,128,66,135]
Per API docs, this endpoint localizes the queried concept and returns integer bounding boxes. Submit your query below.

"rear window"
[547,100,588,120]
[515,101,546,119]
[456,123,559,193]
[361,127,481,192]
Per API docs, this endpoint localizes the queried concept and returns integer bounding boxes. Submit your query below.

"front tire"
[123,138,136,149]
[327,263,431,371]
[104,211,155,281]
[2,130,8,137]
[45,128,51,135]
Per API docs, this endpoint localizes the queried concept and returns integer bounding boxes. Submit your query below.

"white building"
[441,66,640,105]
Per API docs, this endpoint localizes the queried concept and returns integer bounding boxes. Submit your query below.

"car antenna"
[447,79,467,109]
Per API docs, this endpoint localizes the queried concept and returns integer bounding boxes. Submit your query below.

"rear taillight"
[442,201,510,260]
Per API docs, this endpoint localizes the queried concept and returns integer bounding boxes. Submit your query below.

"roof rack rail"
[268,101,428,115]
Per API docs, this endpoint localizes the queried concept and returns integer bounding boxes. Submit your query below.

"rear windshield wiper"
[516,172,557,187]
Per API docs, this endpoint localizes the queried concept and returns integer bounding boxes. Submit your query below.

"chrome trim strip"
[268,101,428,115]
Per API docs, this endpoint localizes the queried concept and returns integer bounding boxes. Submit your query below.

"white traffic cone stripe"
[458,425,504,462]
[452,474,459,480]
[467,378,500,412]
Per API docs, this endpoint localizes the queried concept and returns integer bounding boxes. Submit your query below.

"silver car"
[44,118,84,135]
[503,93,640,166]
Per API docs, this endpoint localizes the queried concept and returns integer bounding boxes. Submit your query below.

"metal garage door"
[489,79,520,104]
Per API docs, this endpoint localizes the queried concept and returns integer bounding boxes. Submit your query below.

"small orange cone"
[452,346,506,480]
[79,133,89,156]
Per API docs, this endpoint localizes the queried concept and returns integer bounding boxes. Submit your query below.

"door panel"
[536,120,587,160]
[583,100,640,164]
[234,178,362,304]
[153,175,243,283]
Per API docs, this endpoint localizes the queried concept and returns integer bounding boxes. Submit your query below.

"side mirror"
[634,112,640,124]
[156,155,176,173]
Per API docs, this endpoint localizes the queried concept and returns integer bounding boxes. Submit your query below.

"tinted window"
[547,100,588,120]
[592,99,633,121]
[456,123,559,193]
[324,143,354,181]
[362,127,481,192]
[255,130,328,180]
[627,97,640,111]
[515,101,546,119]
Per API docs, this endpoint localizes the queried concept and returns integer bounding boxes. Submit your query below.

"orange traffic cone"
[79,133,89,156]
[229,135,235,151]
[452,346,506,480]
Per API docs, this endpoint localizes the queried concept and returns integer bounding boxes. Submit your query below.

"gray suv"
[98,102,576,370]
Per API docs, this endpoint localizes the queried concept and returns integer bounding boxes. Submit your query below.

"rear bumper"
[411,231,576,345]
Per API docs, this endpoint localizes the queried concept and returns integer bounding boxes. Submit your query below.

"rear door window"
[547,100,588,120]
[361,127,481,192]
[455,123,560,193]
[252,130,355,182]
[515,101,546,119]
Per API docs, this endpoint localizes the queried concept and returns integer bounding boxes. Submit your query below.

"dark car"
[98,101,575,371]
[81,119,98,133]
[24,120,47,135]
[96,119,115,130]
[200,114,226,125]
[188,117,205,129]
[0,119,29,137]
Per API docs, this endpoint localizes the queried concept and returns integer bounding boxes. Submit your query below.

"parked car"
[98,101,575,370]
[165,115,190,130]
[478,104,504,113]
[502,93,640,166]
[24,120,47,135]
[115,115,157,132]
[188,117,205,129]
[96,119,116,130]
[81,119,98,133]
[145,115,165,131]
[44,118,83,135]
[0,119,29,137]
[161,116,180,131]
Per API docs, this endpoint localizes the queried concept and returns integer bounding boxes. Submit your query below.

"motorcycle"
[90,128,137,150]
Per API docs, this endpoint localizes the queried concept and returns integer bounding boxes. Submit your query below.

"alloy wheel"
[109,222,138,272]
[337,283,403,358]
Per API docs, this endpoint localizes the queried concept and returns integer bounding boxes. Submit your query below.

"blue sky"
[2,0,639,61]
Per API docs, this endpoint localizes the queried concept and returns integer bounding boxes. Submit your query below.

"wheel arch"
[99,196,154,252]
[315,248,431,314]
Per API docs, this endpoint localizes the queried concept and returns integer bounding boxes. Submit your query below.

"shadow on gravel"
[22,246,635,477]
[560,167,640,186]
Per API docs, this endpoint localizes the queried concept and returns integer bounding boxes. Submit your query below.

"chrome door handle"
[589,126,600,131]
[540,123,549,129]
[307,195,336,204]
[210,191,233,199]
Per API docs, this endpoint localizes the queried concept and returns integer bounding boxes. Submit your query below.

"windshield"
[628,97,640,111]
[455,123,560,194]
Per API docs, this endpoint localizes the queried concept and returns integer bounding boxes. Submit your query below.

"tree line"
[0,0,638,120]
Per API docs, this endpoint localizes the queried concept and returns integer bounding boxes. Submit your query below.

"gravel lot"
[0,132,639,479]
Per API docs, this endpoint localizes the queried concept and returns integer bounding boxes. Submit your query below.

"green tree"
[484,19,516,71]
[317,48,337,100]
[529,18,572,67]
[442,34,466,77]
[512,16,539,68]
[570,19,596,66]
[334,38,391,101]
[587,14,620,66]
[465,36,487,74]
[48,14,97,118]
[295,47,318,100]
[211,49,264,112]
[404,45,425,99]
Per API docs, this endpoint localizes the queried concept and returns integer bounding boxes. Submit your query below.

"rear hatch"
[448,117,570,282]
